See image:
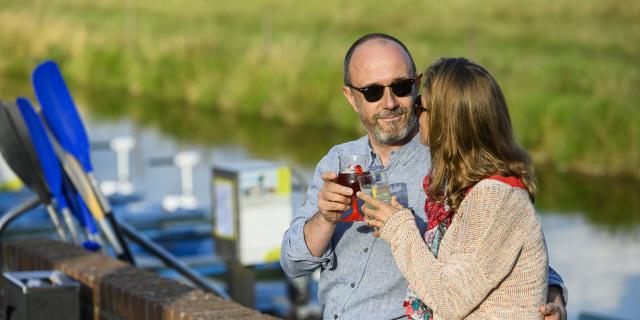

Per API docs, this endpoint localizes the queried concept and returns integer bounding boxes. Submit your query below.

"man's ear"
[342,86,360,113]
[416,73,423,87]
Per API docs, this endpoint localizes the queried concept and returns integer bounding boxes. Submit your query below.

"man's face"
[343,40,418,145]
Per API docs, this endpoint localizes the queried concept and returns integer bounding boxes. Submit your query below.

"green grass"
[0,0,638,178]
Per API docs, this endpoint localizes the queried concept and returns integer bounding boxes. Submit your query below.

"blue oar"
[32,61,92,172]
[33,60,134,264]
[0,100,66,241]
[16,97,80,244]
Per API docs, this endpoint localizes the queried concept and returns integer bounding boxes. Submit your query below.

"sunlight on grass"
[0,0,638,177]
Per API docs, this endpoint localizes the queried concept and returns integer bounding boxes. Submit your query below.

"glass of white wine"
[357,171,391,207]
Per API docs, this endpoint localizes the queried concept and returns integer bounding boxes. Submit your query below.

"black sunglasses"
[413,95,429,114]
[348,76,418,102]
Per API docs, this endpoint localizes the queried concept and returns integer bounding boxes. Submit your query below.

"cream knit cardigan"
[380,179,548,320]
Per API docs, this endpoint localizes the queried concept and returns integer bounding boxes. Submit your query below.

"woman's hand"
[356,191,405,237]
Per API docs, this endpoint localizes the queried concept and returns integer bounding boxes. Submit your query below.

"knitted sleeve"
[379,182,533,319]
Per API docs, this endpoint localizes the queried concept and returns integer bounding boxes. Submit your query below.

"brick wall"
[0,239,278,320]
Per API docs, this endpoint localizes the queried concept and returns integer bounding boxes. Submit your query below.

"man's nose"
[382,87,397,109]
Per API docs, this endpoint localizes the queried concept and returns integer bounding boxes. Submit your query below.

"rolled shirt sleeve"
[548,266,569,305]
[280,151,337,278]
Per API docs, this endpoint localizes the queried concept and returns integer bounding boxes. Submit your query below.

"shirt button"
[350,282,355,288]
[364,247,369,253]
[334,315,338,319]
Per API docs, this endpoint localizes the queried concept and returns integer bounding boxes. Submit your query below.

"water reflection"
[542,214,640,320]
[82,87,360,167]
[81,89,640,233]
[536,170,640,234]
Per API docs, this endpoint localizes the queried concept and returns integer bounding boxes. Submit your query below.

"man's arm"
[303,212,338,257]
[548,267,568,305]
[303,172,352,257]
[540,267,568,320]
[280,171,329,278]
[280,154,352,278]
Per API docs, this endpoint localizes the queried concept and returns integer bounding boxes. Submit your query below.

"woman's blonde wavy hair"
[422,57,536,212]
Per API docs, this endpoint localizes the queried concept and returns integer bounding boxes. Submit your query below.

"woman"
[358,57,548,319]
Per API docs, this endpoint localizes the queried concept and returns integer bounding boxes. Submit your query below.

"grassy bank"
[0,0,638,177]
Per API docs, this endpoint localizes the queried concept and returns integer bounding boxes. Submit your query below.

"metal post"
[226,260,255,308]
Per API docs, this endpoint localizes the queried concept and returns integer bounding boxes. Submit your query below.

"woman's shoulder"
[468,178,529,200]
[461,178,535,222]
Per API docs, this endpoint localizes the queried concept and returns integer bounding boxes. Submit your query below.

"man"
[281,33,567,320]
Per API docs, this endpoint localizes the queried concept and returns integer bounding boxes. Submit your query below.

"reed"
[0,0,638,177]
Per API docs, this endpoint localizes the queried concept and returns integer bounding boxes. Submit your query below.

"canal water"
[83,110,639,320]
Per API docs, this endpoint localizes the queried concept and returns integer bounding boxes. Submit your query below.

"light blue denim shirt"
[280,134,566,320]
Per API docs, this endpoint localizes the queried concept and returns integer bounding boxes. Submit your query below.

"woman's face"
[418,94,429,146]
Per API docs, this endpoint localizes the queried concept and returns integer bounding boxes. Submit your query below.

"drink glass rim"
[338,154,369,173]
[357,170,389,187]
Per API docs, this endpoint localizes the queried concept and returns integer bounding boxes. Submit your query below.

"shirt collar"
[364,132,424,169]
[395,132,424,167]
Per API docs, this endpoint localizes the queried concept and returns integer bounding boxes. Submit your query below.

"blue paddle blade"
[15,97,68,210]
[32,60,93,173]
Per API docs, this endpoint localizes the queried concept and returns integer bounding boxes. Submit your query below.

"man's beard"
[360,106,417,145]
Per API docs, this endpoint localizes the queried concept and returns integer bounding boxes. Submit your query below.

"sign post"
[212,160,293,308]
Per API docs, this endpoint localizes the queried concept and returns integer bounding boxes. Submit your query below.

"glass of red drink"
[337,154,368,222]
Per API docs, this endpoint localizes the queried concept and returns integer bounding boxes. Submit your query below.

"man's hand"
[539,285,567,320]
[316,172,353,224]
[303,172,354,257]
